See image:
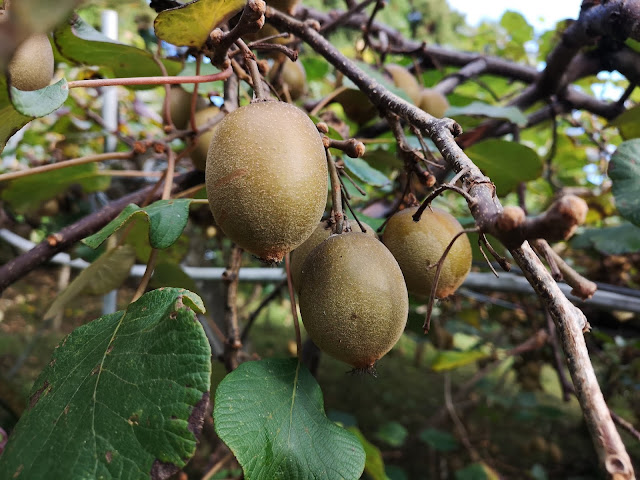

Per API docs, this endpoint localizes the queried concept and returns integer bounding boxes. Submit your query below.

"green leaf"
[571,223,640,254]
[344,156,391,187]
[214,359,366,480]
[455,463,499,480]
[375,421,408,448]
[610,106,640,140]
[154,0,246,48]
[347,427,389,480]
[83,199,194,250]
[54,15,181,84]
[609,140,640,226]
[419,428,459,452]
[0,75,31,153]
[445,101,527,126]
[9,77,69,117]
[44,245,136,319]
[431,350,489,372]
[500,11,534,45]
[465,139,542,196]
[0,288,210,480]
[150,262,201,295]
[1,163,110,213]
[11,0,80,34]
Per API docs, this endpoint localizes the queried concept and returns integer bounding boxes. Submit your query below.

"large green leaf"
[154,0,246,48]
[0,288,211,480]
[9,78,69,117]
[54,15,181,83]
[44,245,136,319]
[610,106,640,140]
[609,140,640,226]
[343,156,391,187]
[465,139,542,196]
[214,359,366,480]
[1,163,110,213]
[83,199,194,250]
[571,223,640,254]
[375,422,408,448]
[446,101,527,126]
[0,76,31,153]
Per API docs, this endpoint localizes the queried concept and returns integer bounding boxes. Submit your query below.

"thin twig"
[327,150,344,234]
[285,253,302,361]
[0,152,133,182]
[222,246,243,371]
[132,249,158,302]
[240,280,286,342]
[67,68,232,89]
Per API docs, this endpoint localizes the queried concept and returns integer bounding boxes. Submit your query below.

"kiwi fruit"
[298,232,408,370]
[290,219,376,292]
[166,86,209,130]
[8,33,54,91]
[205,101,327,262]
[191,105,221,171]
[419,88,450,118]
[270,58,306,101]
[384,64,421,104]
[382,206,472,298]
[333,88,378,125]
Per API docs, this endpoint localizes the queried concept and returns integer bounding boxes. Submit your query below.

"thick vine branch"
[267,8,635,479]
[0,171,204,293]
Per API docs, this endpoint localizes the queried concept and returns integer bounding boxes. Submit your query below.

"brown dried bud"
[496,206,525,231]
[316,122,329,134]
[555,194,588,225]
[209,28,224,44]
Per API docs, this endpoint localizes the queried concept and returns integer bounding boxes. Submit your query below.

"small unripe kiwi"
[205,101,327,262]
[290,219,376,292]
[382,206,472,298]
[191,105,221,171]
[384,64,421,104]
[270,58,306,100]
[299,232,408,370]
[333,88,377,125]
[166,86,209,130]
[419,88,450,118]
[8,33,54,91]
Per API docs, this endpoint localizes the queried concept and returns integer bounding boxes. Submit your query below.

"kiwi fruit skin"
[419,88,450,118]
[8,33,54,91]
[298,232,408,369]
[166,86,209,130]
[191,106,221,171]
[382,206,471,298]
[271,58,306,101]
[205,101,327,263]
[290,219,376,293]
[384,64,421,104]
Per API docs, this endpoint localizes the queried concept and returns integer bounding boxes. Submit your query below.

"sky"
[447,0,582,30]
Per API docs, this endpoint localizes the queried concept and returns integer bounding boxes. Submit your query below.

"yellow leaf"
[154,0,246,48]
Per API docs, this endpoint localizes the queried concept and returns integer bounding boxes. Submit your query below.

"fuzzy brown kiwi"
[205,101,327,263]
[290,219,376,292]
[8,33,54,91]
[382,206,471,298]
[298,232,408,370]
[418,88,450,118]
[166,86,209,130]
[191,106,221,171]
[384,64,421,104]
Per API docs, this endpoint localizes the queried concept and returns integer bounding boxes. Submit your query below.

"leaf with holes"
[465,139,541,196]
[154,0,246,48]
[44,245,136,320]
[214,359,366,480]
[0,288,211,480]
[83,199,194,250]
[609,139,640,226]
[54,15,181,85]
